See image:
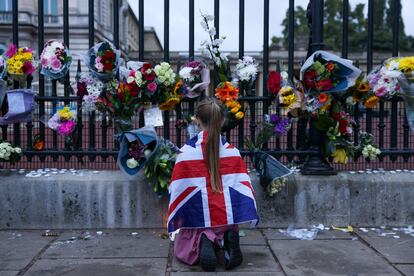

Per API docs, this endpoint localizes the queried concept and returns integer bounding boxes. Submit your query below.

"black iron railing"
[1,0,414,171]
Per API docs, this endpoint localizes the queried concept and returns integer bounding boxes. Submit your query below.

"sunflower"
[364,95,379,109]
[234,111,244,120]
[159,96,181,111]
[215,81,239,102]
[225,100,241,110]
[173,80,183,96]
[357,81,370,93]
[399,57,414,73]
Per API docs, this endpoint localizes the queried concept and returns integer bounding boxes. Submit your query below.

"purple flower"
[375,86,387,97]
[5,44,17,58]
[269,114,280,124]
[274,118,290,136]
[57,120,75,136]
[128,142,146,160]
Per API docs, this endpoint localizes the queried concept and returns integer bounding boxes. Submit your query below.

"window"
[44,0,58,23]
[0,0,12,11]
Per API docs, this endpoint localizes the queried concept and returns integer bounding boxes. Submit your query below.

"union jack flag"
[167,131,259,233]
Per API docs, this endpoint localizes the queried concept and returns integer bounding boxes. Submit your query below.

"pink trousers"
[174,225,239,265]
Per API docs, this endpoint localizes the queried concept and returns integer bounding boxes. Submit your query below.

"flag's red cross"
[169,132,252,227]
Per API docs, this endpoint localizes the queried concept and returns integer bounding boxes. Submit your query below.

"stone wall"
[0,170,413,229]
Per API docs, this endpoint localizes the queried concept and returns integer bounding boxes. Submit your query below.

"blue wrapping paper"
[0,89,36,125]
[117,126,160,178]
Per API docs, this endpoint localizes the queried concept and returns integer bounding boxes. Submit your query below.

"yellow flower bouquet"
[5,44,37,85]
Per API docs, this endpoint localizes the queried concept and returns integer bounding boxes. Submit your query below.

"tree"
[272,0,413,52]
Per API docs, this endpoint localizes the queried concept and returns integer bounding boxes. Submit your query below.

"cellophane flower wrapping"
[84,41,120,81]
[47,106,77,137]
[40,40,72,80]
[117,126,160,178]
[179,60,210,98]
[5,44,37,86]
[300,50,361,94]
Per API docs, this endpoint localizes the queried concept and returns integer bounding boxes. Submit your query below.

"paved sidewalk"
[0,228,413,276]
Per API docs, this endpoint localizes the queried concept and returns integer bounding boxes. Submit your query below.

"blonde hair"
[195,98,225,192]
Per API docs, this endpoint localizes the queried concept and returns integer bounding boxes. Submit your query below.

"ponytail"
[195,98,224,193]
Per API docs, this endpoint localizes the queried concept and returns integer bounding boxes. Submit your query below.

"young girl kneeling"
[167,98,259,271]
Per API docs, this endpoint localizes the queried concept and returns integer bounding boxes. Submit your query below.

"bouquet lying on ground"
[40,40,72,80]
[5,44,37,85]
[117,126,159,178]
[200,12,244,132]
[47,106,76,137]
[144,138,179,194]
[0,140,21,164]
[179,60,209,98]
[85,41,120,81]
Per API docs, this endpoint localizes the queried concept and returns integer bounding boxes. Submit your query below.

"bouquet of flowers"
[96,80,139,133]
[234,56,258,93]
[359,132,381,161]
[200,12,245,132]
[214,81,244,131]
[85,41,120,81]
[179,60,210,98]
[382,56,414,132]
[47,106,76,137]
[5,44,37,85]
[200,12,227,82]
[144,138,179,194]
[245,114,291,151]
[267,71,282,98]
[124,62,157,103]
[154,62,180,111]
[117,126,159,178]
[40,40,72,80]
[0,140,22,164]
[301,50,361,94]
[277,71,305,117]
[76,72,104,112]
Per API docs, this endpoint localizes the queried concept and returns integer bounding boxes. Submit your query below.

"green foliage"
[144,139,179,195]
[274,0,413,52]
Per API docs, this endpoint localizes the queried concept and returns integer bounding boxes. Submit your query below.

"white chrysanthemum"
[238,64,257,81]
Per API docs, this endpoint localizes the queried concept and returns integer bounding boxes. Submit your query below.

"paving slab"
[239,229,266,245]
[0,271,19,276]
[395,265,414,275]
[171,245,281,273]
[170,272,283,276]
[24,258,167,276]
[269,240,401,276]
[0,231,53,271]
[263,228,353,240]
[356,230,414,264]
[43,229,169,258]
